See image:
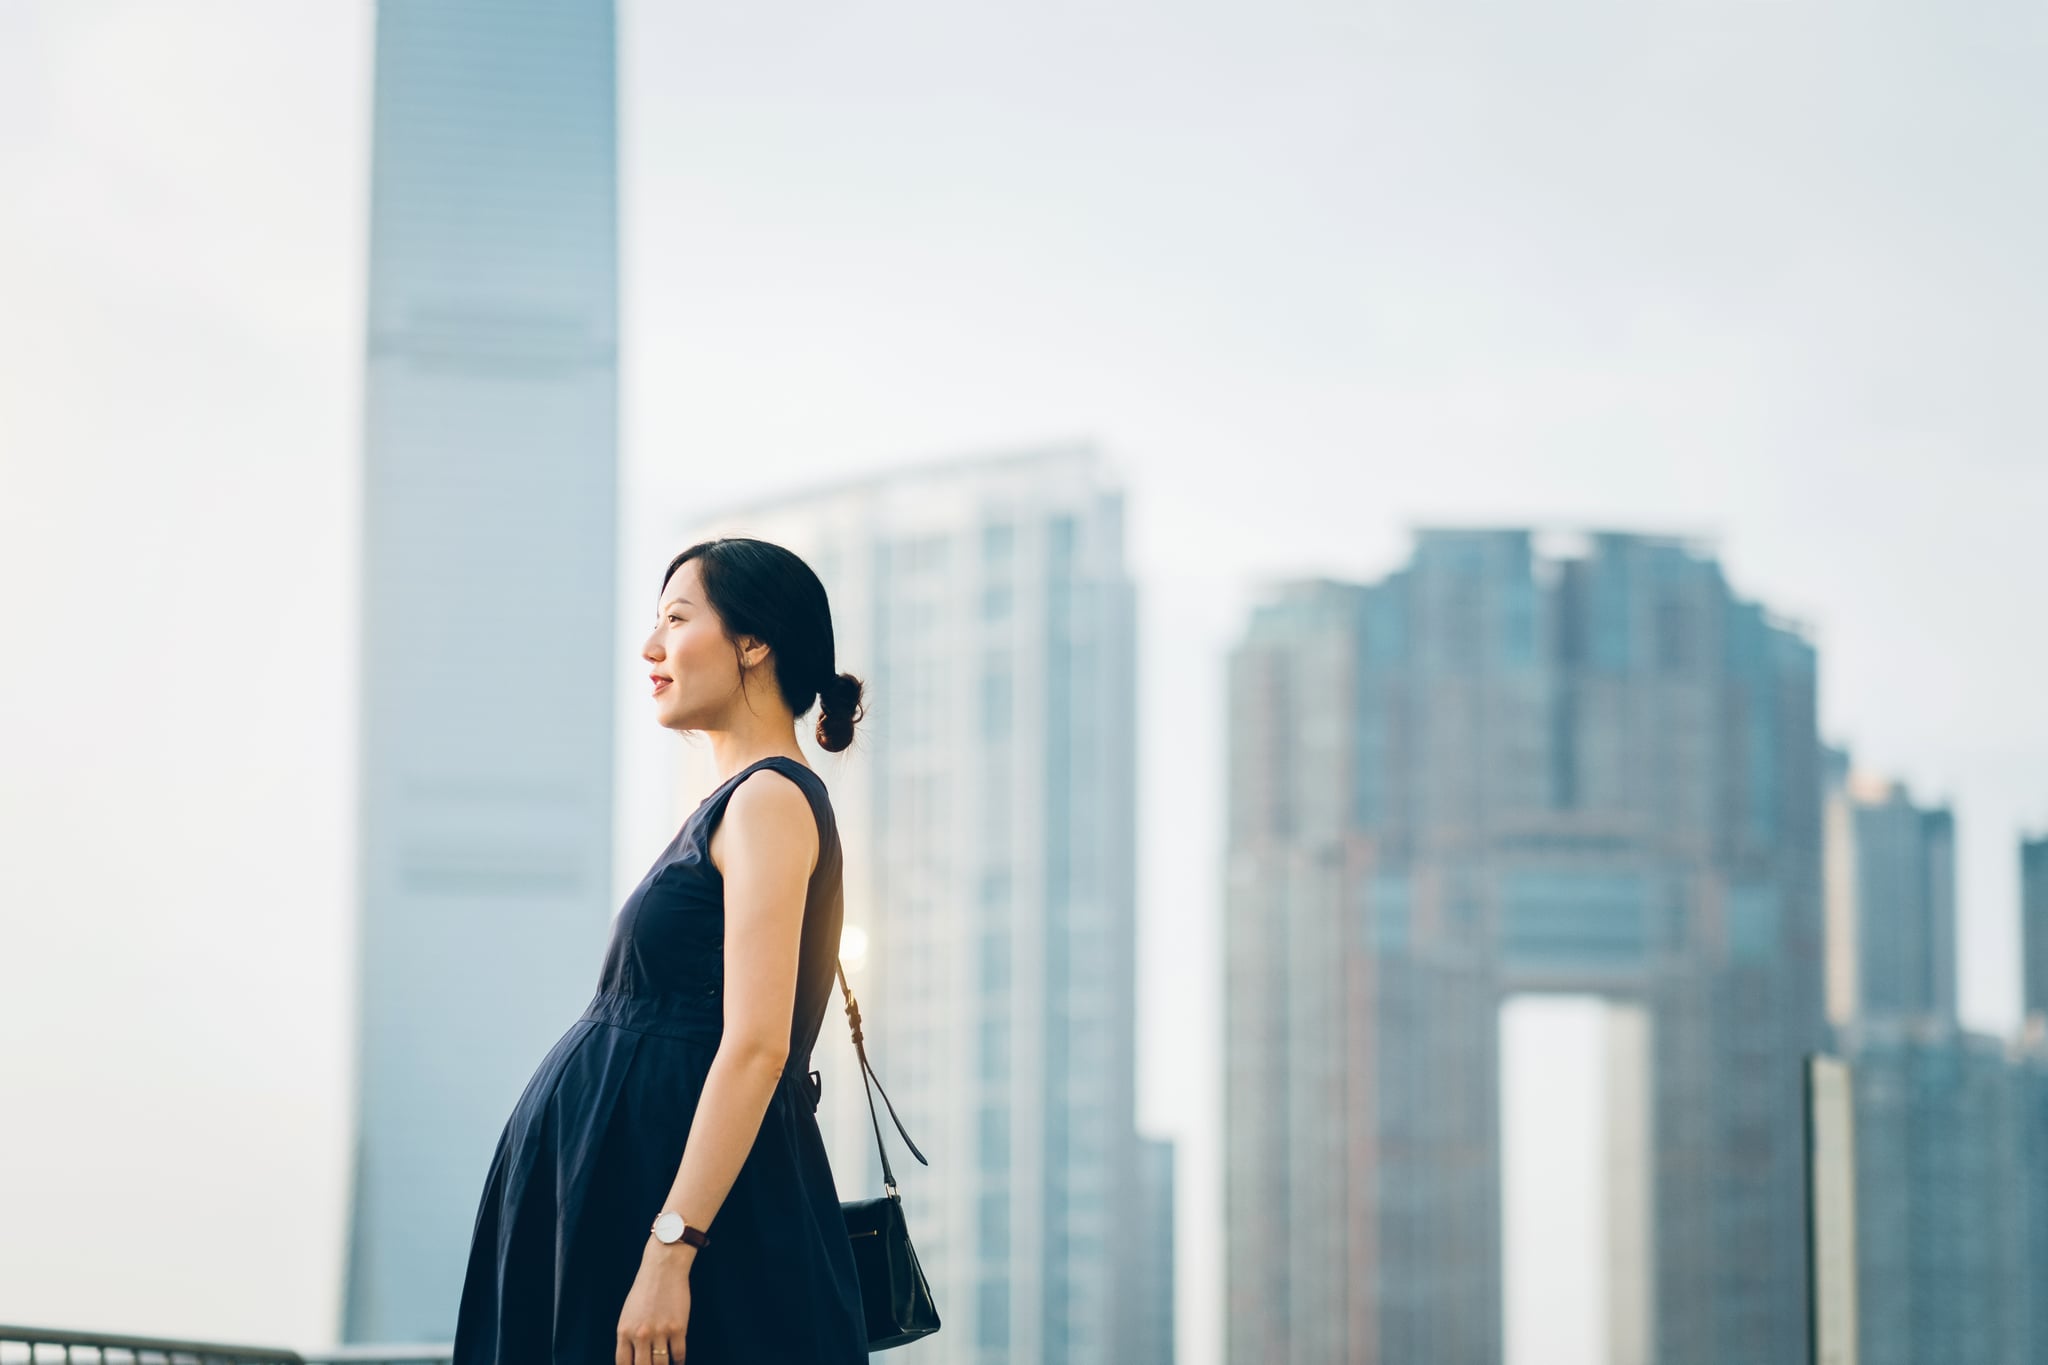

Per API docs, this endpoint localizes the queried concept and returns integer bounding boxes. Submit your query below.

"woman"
[453,537,870,1365]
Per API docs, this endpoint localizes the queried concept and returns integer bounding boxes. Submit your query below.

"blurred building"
[2022,1030,2048,1365]
[1224,529,1826,1365]
[1133,1135,1178,1365]
[2024,834,2048,1029]
[673,443,1163,1365]
[343,0,620,1342]
[1840,1017,2032,1365]
[1833,770,1957,1022]
[1823,762,2047,1365]
[2027,833,2048,1365]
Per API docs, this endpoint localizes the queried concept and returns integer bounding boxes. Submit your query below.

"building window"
[982,654,1012,741]
[980,1015,1009,1081]
[977,1280,1010,1347]
[980,929,1010,993]
[1048,513,1076,567]
[977,1190,1009,1259]
[979,1104,1009,1173]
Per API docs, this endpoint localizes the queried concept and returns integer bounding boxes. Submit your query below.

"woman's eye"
[668,614,683,625]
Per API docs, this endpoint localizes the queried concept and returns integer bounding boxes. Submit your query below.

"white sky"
[4,2,2046,1361]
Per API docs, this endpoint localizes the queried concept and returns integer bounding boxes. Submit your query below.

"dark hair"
[662,537,866,753]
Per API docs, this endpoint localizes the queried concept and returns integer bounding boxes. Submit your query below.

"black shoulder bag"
[834,959,942,1349]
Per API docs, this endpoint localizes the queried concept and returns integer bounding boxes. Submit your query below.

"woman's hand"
[616,1240,695,1365]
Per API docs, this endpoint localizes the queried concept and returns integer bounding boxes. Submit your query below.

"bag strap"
[835,958,929,1195]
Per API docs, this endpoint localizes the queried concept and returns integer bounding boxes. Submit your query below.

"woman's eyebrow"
[662,597,694,610]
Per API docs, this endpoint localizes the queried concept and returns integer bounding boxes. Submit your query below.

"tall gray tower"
[343,0,619,1341]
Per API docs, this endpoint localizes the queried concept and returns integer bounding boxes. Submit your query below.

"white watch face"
[653,1211,683,1243]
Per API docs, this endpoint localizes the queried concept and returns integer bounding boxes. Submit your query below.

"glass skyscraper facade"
[2027,835,2048,1365]
[674,443,1165,1365]
[344,0,619,1341]
[2024,835,2048,1028]
[2023,1033,2048,1365]
[1841,1016,2033,1365]
[1822,759,2048,1363]
[1223,529,1824,1365]
[1133,1135,1178,1365]
[1841,774,1957,1021]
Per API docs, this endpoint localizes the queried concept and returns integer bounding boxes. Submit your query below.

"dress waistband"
[579,987,724,1041]
[577,989,821,1112]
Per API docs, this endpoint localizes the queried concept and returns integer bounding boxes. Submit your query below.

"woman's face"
[642,559,764,730]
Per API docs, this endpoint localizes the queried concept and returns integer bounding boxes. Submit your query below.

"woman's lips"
[651,676,671,695]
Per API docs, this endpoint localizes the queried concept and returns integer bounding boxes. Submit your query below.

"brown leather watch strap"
[651,1212,711,1249]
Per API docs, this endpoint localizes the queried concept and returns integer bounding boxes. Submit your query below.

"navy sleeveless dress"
[452,755,869,1364]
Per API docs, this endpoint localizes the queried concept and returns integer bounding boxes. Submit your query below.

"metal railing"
[0,1328,450,1365]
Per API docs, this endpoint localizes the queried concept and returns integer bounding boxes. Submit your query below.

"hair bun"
[816,672,865,754]
[820,672,851,713]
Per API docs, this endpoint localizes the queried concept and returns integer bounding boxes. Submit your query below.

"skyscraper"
[672,443,1158,1365]
[1821,744,1858,1029]
[2023,834,2048,1029]
[2021,1033,2048,1365]
[1842,774,1957,1022]
[344,0,619,1341]
[2024,833,2048,1365]
[1841,1016,2032,1365]
[1133,1136,1178,1365]
[1224,529,1825,1365]
[1820,765,2045,1362]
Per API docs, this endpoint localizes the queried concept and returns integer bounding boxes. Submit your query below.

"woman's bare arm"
[643,769,819,1267]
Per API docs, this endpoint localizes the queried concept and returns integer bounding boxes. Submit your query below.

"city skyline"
[7,4,2048,1362]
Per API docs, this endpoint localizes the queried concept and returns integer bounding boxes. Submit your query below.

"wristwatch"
[650,1210,710,1249]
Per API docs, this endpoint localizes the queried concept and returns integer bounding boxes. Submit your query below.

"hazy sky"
[4,2,2045,1360]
